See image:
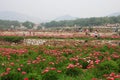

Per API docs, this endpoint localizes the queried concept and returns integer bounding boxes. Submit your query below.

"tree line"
[0,16,120,30]
[0,20,20,29]
[0,20,35,30]
[42,16,120,28]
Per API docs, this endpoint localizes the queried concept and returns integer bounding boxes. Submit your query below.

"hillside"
[0,11,41,23]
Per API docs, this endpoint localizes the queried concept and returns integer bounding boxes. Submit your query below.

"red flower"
[95,59,100,64]
[6,68,11,72]
[67,64,75,69]
[92,78,97,80]
[57,70,62,73]
[24,78,29,80]
[10,62,14,66]
[50,67,56,70]
[42,69,49,74]
[22,71,27,75]
[114,75,119,78]
[107,77,114,80]
[17,68,21,71]
[110,72,115,77]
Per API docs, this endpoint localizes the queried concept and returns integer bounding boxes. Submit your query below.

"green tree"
[22,21,34,29]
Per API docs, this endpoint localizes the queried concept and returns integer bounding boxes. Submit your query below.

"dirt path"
[23,39,120,46]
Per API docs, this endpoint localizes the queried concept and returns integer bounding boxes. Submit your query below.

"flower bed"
[0,43,120,80]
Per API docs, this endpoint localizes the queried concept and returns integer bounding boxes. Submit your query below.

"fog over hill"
[108,12,120,17]
[0,11,120,23]
[0,11,41,23]
[0,11,78,23]
[54,15,78,21]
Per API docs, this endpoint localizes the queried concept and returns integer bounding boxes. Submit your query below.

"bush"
[0,36,24,43]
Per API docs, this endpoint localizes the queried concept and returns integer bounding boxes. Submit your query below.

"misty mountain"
[0,11,41,23]
[54,15,77,21]
[108,12,120,17]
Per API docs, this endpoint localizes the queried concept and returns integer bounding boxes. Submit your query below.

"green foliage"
[22,21,34,29]
[65,68,83,77]
[80,70,95,80]
[0,72,23,80]
[100,45,114,54]
[79,60,89,69]
[116,59,120,72]
[0,36,24,43]
[26,73,42,80]
[0,19,36,30]
[99,45,109,52]
[0,20,20,29]
[42,71,58,80]
[96,60,119,76]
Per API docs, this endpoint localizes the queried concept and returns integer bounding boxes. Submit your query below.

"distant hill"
[0,11,41,23]
[54,15,77,21]
[108,12,120,17]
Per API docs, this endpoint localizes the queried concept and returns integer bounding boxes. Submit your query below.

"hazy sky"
[0,0,120,20]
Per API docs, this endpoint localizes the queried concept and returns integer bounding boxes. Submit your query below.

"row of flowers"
[0,32,120,39]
